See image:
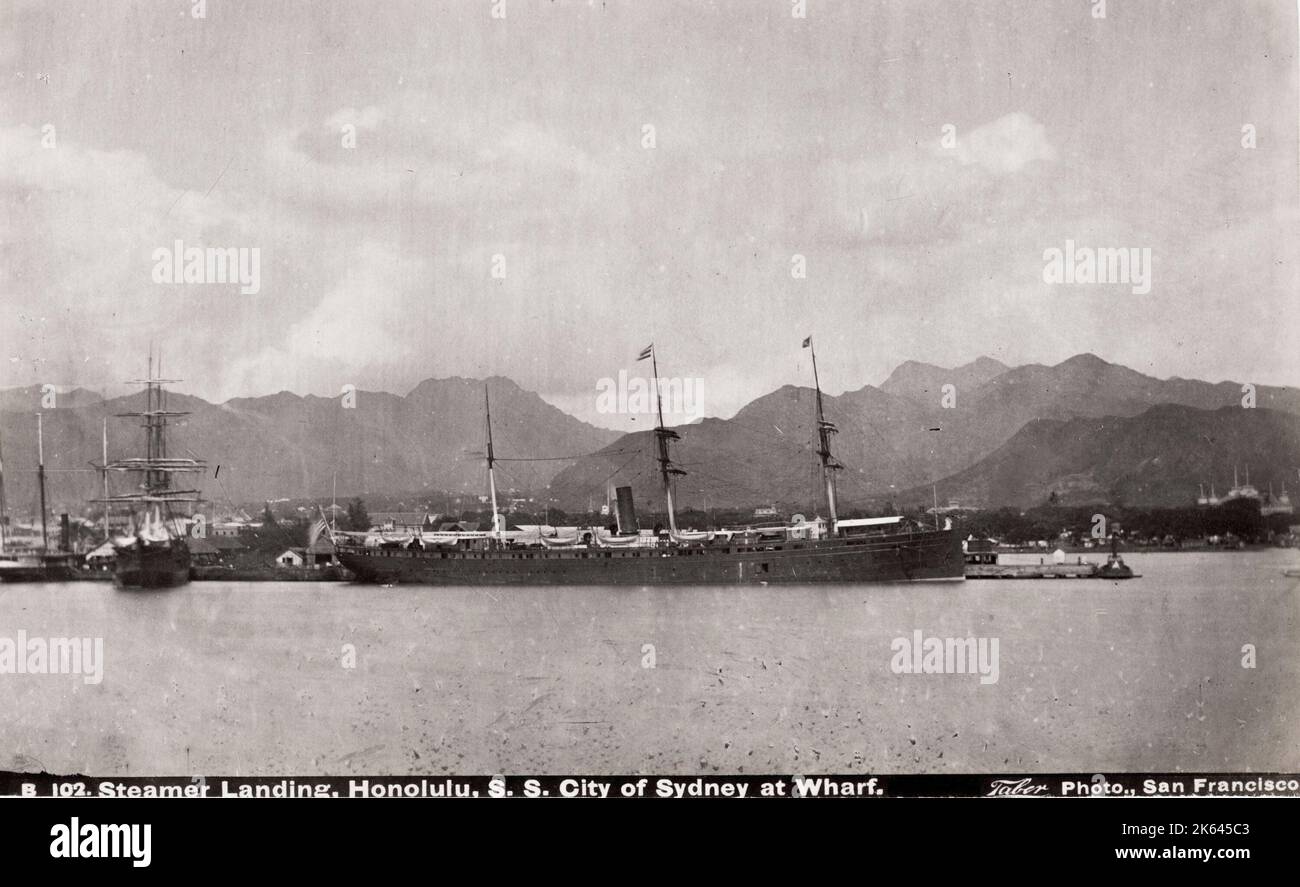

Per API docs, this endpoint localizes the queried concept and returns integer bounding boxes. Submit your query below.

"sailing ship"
[334,340,964,585]
[95,356,206,588]
[0,417,80,582]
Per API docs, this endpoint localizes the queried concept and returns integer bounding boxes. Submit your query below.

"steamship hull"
[0,553,80,583]
[337,527,964,586]
[112,541,192,589]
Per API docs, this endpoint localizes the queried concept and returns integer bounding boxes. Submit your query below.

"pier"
[966,563,1102,579]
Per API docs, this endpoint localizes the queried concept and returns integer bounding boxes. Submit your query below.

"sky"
[1,0,1297,430]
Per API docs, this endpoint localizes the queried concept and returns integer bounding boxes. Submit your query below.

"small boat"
[1095,553,1136,579]
[1284,569,1300,579]
[538,533,582,549]
[1095,538,1138,579]
[594,531,645,548]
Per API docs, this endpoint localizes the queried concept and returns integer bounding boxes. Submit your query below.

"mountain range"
[0,377,619,516]
[549,353,1300,511]
[900,404,1300,509]
[1,354,1297,516]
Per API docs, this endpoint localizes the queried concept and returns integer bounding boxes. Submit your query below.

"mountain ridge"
[2,355,1297,514]
[901,404,1300,509]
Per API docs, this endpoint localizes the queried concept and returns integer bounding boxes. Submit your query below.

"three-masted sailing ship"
[95,356,205,588]
[334,340,963,585]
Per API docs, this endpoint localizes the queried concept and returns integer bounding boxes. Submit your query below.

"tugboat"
[336,339,965,585]
[1095,536,1138,579]
[95,353,205,589]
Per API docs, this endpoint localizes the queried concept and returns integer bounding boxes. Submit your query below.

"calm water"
[1,550,1297,776]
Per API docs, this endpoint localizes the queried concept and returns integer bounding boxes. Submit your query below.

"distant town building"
[303,537,335,566]
[209,536,248,555]
[211,509,255,535]
[275,538,336,567]
[927,500,978,515]
[275,549,304,567]
[371,512,435,533]
[437,521,481,533]
[189,537,221,566]
[962,537,998,565]
[86,541,116,564]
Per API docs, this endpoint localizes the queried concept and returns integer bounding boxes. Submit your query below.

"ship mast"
[642,344,685,535]
[94,351,205,535]
[0,429,7,555]
[484,386,501,540]
[101,417,110,540]
[804,336,841,532]
[37,413,49,551]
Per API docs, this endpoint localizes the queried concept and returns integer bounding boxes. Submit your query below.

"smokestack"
[615,486,637,535]
[59,513,70,552]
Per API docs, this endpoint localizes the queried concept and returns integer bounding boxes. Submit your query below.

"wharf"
[966,563,1101,579]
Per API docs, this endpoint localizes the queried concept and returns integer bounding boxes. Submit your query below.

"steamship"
[334,340,964,585]
[0,418,81,583]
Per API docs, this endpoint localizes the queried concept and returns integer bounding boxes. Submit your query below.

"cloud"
[262,96,619,232]
[817,112,1058,248]
[946,112,1057,175]
[324,105,387,131]
[2,0,1297,426]
[216,240,428,401]
[0,123,247,311]
[0,123,308,396]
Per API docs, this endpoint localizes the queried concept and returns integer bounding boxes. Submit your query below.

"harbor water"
[1,550,1297,776]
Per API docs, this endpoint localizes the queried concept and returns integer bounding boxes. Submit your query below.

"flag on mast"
[802,336,812,348]
[308,516,329,547]
[637,344,654,361]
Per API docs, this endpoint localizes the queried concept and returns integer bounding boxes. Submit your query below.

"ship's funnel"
[615,486,637,535]
[59,513,70,552]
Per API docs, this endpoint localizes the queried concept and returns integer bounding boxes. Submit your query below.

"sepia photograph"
[0,0,1297,853]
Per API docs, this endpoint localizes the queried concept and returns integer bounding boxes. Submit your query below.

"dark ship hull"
[113,540,192,589]
[337,527,963,586]
[0,553,81,583]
